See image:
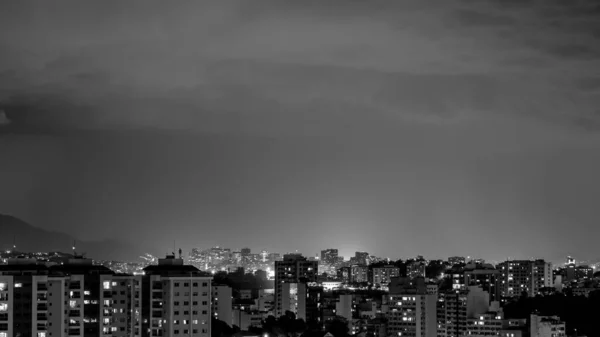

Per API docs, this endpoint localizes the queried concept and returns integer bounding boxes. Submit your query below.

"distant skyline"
[1,1,600,263]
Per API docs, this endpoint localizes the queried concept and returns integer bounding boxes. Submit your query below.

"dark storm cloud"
[451,9,517,27]
[0,0,599,135]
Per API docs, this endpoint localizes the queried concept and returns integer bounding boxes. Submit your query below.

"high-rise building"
[463,263,501,303]
[406,261,426,279]
[0,256,143,337]
[351,265,368,283]
[141,254,212,337]
[354,252,369,266]
[497,260,552,298]
[320,249,339,265]
[386,277,438,337]
[274,254,318,320]
[212,285,232,325]
[371,265,400,287]
[437,286,490,337]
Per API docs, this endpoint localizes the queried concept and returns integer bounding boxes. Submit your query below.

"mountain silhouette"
[0,214,142,261]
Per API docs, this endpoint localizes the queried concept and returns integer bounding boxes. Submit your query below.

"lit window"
[0,303,8,311]
[103,281,111,290]
[0,283,6,291]
[15,283,22,288]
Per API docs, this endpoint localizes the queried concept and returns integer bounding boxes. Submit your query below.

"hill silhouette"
[0,214,142,261]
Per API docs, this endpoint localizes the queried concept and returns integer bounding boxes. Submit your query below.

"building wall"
[212,285,232,325]
[47,277,66,337]
[161,277,212,337]
[0,276,13,337]
[530,314,566,337]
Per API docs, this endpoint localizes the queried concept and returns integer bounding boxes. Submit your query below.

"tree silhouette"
[325,316,350,337]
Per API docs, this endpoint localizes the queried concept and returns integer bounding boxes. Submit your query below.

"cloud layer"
[0,0,599,136]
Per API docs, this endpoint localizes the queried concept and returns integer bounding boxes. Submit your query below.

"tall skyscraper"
[320,249,339,265]
[274,254,318,320]
[354,252,369,266]
[498,260,552,298]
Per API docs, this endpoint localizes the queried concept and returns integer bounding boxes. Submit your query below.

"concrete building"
[232,309,262,331]
[463,263,501,303]
[274,254,319,320]
[386,277,437,337]
[336,294,353,321]
[0,256,143,337]
[448,257,466,266]
[406,261,426,279]
[354,252,370,266]
[212,285,232,325]
[321,249,339,266]
[530,314,566,337]
[257,289,275,316]
[142,254,212,337]
[465,311,503,337]
[371,265,400,287]
[437,286,490,337]
[498,260,552,298]
[351,265,368,283]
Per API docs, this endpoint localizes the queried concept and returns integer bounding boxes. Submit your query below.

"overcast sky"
[1,0,600,262]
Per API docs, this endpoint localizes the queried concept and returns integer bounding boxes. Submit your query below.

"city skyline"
[2,1,600,263]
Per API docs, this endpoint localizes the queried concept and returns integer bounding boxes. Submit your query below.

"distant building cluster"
[0,248,598,337]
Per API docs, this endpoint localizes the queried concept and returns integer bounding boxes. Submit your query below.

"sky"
[1,0,600,262]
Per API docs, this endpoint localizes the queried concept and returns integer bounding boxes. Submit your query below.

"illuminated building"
[142,254,212,337]
[437,286,490,337]
[448,257,466,266]
[386,277,438,337]
[463,263,501,303]
[0,256,143,337]
[530,314,566,337]
[354,252,369,266]
[338,267,351,283]
[321,249,339,266]
[371,265,400,287]
[274,254,319,320]
[406,261,426,279]
[351,265,368,283]
[465,311,503,337]
[498,260,552,298]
